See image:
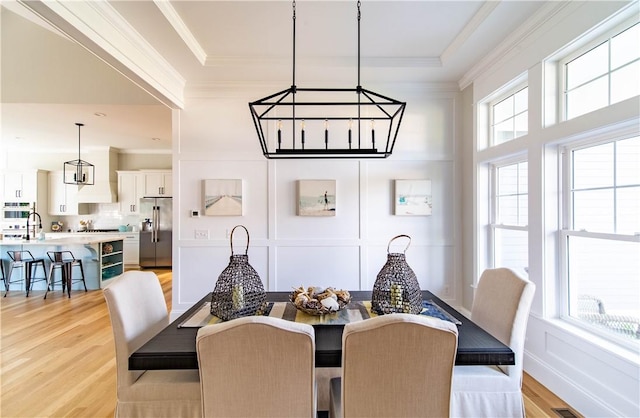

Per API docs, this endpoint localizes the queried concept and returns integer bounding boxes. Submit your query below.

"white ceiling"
[1,0,548,154]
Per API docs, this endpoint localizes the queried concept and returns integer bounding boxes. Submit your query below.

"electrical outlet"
[194,230,209,239]
[444,285,450,296]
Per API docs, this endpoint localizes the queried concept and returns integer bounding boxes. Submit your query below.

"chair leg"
[2,265,9,297]
[26,261,42,297]
[26,262,32,297]
[4,263,15,297]
[77,261,87,292]
[66,263,72,298]
[45,263,55,300]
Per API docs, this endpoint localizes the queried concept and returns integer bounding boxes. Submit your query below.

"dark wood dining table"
[129,290,514,370]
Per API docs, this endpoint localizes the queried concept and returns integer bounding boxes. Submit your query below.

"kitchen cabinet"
[48,171,90,215]
[1,169,47,203]
[117,171,144,214]
[122,232,140,266]
[142,171,172,197]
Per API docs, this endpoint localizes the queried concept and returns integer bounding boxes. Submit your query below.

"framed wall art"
[203,179,243,216]
[394,179,432,216]
[297,179,336,216]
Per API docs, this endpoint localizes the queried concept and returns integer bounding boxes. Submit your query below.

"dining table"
[129,290,515,370]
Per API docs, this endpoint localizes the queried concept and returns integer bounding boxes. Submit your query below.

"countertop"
[0,236,125,246]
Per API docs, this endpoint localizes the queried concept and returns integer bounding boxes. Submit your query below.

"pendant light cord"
[292,1,297,149]
[292,0,296,89]
[76,123,84,160]
[357,0,361,89]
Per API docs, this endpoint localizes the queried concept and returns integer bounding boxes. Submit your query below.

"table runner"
[178,299,460,328]
[179,301,369,327]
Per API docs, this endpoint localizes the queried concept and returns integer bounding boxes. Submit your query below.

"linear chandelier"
[63,123,95,185]
[249,0,406,159]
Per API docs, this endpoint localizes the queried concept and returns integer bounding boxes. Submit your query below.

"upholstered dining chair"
[329,313,459,418]
[196,316,316,417]
[103,270,201,418]
[451,267,536,418]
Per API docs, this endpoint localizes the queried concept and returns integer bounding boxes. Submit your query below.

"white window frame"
[559,18,639,122]
[559,134,640,349]
[489,156,529,274]
[489,84,529,146]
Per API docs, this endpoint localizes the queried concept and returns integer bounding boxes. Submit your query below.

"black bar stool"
[4,251,48,297]
[45,251,87,298]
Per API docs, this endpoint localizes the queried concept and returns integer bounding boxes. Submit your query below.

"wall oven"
[1,222,28,240]
[3,202,32,220]
[1,203,32,240]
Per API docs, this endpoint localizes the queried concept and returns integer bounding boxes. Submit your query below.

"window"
[490,87,528,145]
[563,22,639,120]
[562,136,640,343]
[491,160,528,274]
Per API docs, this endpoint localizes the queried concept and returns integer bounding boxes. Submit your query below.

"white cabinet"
[48,171,89,215]
[117,171,143,214]
[2,170,42,202]
[122,232,140,266]
[142,171,172,197]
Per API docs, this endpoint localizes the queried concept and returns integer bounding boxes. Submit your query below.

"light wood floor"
[1,269,578,417]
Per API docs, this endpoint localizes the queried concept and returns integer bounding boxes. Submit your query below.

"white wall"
[172,85,462,316]
[461,1,639,416]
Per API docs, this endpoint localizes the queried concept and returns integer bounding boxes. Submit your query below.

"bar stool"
[4,251,48,297]
[45,251,87,299]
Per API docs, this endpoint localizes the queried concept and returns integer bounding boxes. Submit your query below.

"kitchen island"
[0,236,125,292]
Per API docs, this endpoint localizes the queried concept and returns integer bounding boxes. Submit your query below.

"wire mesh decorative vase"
[210,225,267,320]
[371,234,423,314]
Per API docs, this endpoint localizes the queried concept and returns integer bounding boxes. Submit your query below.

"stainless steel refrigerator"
[139,197,172,268]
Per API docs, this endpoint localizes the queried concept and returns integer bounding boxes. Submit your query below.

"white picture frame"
[394,179,432,216]
[297,179,336,216]
[203,179,243,216]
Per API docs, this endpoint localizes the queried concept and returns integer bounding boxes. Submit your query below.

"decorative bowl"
[102,243,113,254]
[290,286,351,315]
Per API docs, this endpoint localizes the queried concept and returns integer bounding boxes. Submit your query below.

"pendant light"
[63,123,95,185]
[249,0,406,159]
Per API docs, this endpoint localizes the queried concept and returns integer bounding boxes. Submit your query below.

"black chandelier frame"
[249,0,406,159]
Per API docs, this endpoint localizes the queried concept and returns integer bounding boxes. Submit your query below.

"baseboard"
[525,351,624,417]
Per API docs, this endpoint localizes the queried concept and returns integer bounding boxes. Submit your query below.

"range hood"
[76,147,118,203]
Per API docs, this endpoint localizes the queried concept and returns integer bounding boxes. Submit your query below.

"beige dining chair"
[451,267,535,418]
[196,316,316,417]
[103,270,201,418]
[329,313,459,418]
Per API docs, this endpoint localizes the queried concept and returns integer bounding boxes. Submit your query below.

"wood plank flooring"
[1,269,578,417]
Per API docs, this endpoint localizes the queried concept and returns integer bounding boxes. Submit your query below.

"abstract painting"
[203,179,243,216]
[394,179,432,216]
[297,180,336,216]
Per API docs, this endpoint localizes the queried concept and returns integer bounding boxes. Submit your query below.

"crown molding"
[458,1,572,90]
[204,55,441,69]
[441,1,499,65]
[185,80,460,99]
[153,0,207,66]
[17,0,186,108]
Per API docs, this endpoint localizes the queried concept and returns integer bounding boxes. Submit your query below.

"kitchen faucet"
[25,210,42,241]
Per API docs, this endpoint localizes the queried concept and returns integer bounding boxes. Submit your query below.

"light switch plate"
[194,230,209,239]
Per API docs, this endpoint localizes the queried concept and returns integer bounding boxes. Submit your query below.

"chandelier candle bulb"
[277,120,282,148]
[324,119,329,149]
[371,119,376,149]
